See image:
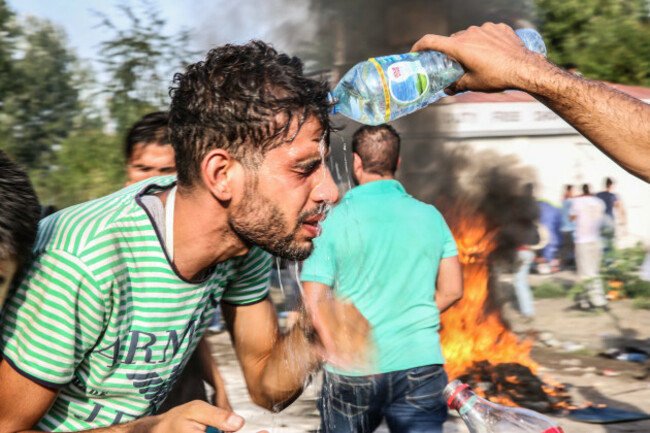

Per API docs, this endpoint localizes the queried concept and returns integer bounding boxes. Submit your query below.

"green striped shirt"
[0,176,271,430]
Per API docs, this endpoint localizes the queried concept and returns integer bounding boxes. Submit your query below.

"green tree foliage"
[96,2,196,135]
[0,15,79,170]
[0,1,196,208]
[34,119,125,208]
[0,0,17,102]
[536,0,650,86]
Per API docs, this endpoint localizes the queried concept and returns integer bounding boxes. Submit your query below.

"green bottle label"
[386,60,429,105]
[459,395,477,415]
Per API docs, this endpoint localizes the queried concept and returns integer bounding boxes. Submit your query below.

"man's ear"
[396,156,402,171]
[201,149,239,201]
[353,153,363,172]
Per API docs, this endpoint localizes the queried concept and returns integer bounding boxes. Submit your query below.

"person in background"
[301,124,463,433]
[536,198,561,273]
[0,40,368,432]
[123,112,231,418]
[514,184,549,321]
[411,23,650,183]
[125,111,177,185]
[570,184,607,310]
[559,185,576,270]
[0,151,41,310]
[596,177,626,255]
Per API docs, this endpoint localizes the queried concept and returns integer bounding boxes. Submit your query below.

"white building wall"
[431,99,650,248]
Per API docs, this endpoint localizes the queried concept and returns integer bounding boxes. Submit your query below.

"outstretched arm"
[411,23,650,182]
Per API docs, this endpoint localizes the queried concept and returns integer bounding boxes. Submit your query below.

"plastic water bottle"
[329,29,546,125]
[444,379,565,433]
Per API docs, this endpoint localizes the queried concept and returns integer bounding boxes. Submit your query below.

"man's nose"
[313,166,339,204]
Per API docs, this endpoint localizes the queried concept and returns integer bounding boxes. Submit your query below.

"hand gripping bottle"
[444,380,565,433]
[329,28,546,125]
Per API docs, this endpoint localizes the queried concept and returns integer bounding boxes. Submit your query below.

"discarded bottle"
[329,29,546,125]
[616,352,648,363]
[444,379,565,433]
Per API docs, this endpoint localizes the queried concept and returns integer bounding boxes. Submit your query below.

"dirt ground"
[205,269,650,433]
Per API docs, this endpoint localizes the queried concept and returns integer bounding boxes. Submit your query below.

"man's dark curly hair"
[169,40,332,186]
[0,150,40,267]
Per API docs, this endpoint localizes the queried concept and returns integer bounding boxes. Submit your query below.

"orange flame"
[440,210,538,390]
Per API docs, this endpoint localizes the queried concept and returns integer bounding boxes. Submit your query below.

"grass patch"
[632,297,650,310]
[623,279,650,299]
[533,281,567,299]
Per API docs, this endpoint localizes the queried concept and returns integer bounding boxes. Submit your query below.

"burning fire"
[438,208,564,408]
[440,211,537,379]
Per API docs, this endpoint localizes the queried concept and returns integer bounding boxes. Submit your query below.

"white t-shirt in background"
[570,195,605,244]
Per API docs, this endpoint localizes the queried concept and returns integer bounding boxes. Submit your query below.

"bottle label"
[458,395,477,415]
[386,60,429,105]
[541,428,564,433]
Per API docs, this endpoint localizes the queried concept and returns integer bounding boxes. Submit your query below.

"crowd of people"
[0,22,648,433]
[543,178,625,273]
[513,178,627,321]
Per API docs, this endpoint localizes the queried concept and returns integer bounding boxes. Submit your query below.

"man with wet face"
[0,151,40,311]
[0,41,363,433]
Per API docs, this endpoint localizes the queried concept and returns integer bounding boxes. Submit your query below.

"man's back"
[301,124,460,433]
[302,180,457,374]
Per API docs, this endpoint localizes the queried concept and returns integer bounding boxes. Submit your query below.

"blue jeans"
[514,249,535,318]
[319,365,448,433]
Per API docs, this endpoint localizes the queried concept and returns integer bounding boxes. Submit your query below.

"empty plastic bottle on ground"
[329,29,546,125]
[444,379,565,433]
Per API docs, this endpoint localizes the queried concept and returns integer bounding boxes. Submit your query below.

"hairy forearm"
[520,58,650,182]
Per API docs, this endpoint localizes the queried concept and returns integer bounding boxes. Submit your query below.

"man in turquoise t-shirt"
[301,124,464,433]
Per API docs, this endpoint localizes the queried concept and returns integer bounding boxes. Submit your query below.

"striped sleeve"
[0,249,105,387]
[221,247,271,305]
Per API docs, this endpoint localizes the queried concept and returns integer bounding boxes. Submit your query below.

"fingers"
[410,33,452,54]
